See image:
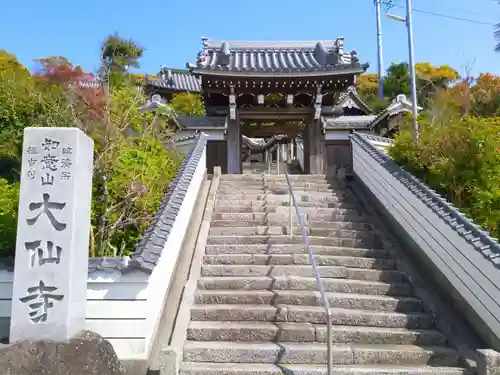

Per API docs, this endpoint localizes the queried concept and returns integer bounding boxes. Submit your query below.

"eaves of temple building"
[112,37,422,138]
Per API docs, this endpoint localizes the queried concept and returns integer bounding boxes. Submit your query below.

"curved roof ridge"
[202,39,345,50]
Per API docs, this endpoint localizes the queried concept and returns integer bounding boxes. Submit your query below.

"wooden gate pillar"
[226,114,241,174]
[304,119,324,174]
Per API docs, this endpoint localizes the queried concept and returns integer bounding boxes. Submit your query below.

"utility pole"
[375,0,384,100]
[405,0,419,143]
[386,0,419,143]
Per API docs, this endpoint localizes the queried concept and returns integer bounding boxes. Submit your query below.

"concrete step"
[222,183,336,187]
[206,236,381,249]
[190,305,434,329]
[212,212,308,224]
[186,321,447,346]
[215,200,359,210]
[213,205,362,216]
[210,220,297,227]
[208,227,375,241]
[214,200,357,209]
[217,182,335,190]
[221,175,328,181]
[180,362,471,375]
[218,186,336,193]
[204,244,389,258]
[310,221,373,231]
[196,276,412,296]
[215,193,353,202]
[208,223,373,233]
[182,341,461,366]
[202,254,395,268]
[210,219,372,232]
[216,190,351,199]
[200,265,404,282]
[194,291,423,313]
[278,207,367,219]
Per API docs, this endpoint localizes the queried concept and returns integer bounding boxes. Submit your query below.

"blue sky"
[1,0,499,77]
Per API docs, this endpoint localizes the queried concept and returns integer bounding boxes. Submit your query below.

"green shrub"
[0,136,183,259]
[389,116,500,240]
[91,136,183,257]
[0,179,19,257]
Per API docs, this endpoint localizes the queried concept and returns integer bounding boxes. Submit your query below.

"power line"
[381,1,497,25]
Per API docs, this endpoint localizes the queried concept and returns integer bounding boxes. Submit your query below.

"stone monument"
[9,127,94,343]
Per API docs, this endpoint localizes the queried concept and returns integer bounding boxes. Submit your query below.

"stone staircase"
[242,161,302,175]
[179,173,471,375]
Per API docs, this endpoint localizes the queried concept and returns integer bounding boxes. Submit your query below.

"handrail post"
[268,149,271,174]
[327,310,333,375]
[277,146,280,175]
[289,190,293,236]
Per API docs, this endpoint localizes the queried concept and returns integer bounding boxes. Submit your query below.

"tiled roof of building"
[145,68,201,92]
[322,115,377,130]
[177,115,226,129]
[369,94,423,129]
[335,86,373,114]
[186,37,369,76]
[75,79,144,93]
[77,80,102,89]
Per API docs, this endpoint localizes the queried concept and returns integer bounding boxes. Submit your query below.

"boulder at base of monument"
[0,330,124,375]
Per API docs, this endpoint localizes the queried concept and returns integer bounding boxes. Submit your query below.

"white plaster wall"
[201,130,225,141]
[143,147,206,358]
[0,270,150,357]
[324,130,351,141]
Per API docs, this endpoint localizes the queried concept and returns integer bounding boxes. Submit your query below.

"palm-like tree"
[495,23,500,52]
[100,33,144,74]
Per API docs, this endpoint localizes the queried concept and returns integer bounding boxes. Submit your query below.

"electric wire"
[380,0,497,25]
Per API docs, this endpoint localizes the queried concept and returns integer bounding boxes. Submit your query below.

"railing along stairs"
[265,143,334,375]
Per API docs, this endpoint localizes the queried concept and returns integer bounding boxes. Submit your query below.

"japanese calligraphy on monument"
[24,136,73,183]
[10,127,94,343]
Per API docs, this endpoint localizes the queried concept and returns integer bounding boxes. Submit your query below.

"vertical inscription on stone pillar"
[10,127,94,343]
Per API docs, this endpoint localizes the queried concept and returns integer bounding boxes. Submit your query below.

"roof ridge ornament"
[201,36,209,49]
[334,37,345,55]
[396,94,407,102]
[159,65,167,80]
[314,41,328,66]
[219,42,231,66]
[166,69,174,84]
[351,50,360,65]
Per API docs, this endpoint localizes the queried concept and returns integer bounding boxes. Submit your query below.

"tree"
[170,92,205,116]
[356,73,378,99]
[356,62,460,112]
[425,72,500,120]
[0,51,38,178]
[383,62,411,99]
[34,56,85,85]
[100,33,144,75]
[33,56,105,130]
[0,50,28,73]
[469,73,500,117]
[494,11,500,52]
[0,49,183,258]
[415,62,459,105]
[390,115,500,240]
[355,73,389,112]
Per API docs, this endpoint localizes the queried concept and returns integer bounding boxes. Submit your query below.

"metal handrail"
[269,145,333,375]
